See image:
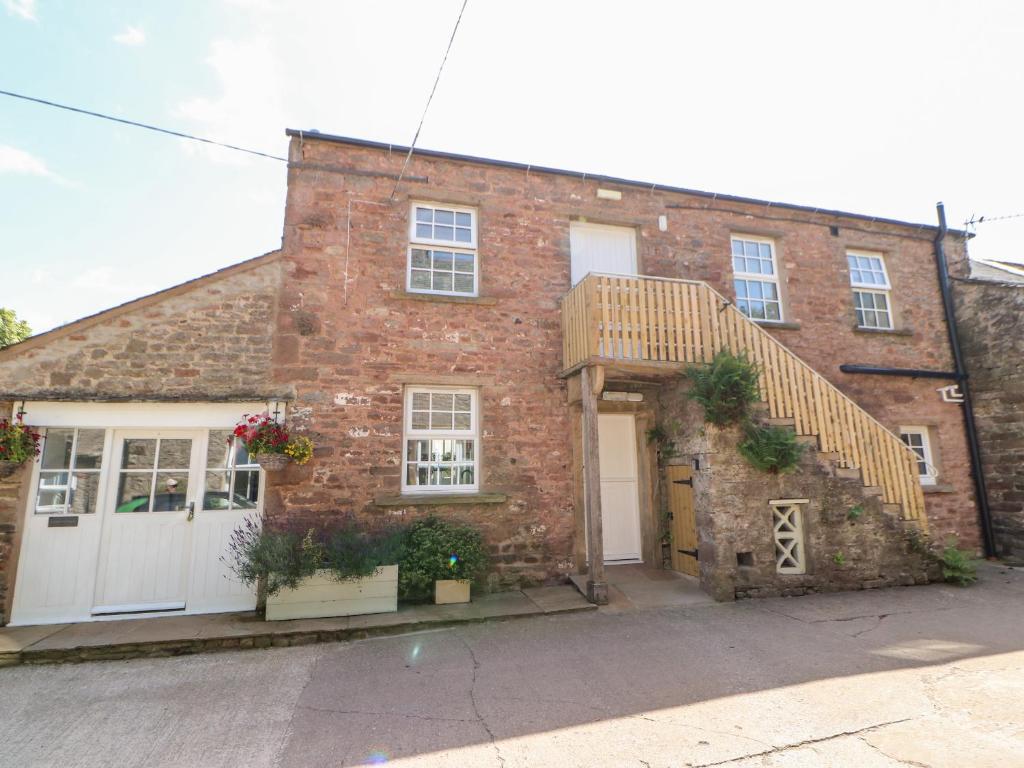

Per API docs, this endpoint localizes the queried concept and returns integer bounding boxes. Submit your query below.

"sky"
[1,0,1023,334]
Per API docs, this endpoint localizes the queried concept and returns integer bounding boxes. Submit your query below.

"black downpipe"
[934,202,996,556]
[838,364,960,380]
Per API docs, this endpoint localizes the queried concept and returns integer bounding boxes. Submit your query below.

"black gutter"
[284,129,973,237]
[934,202,996,556]
[839,365,961,380]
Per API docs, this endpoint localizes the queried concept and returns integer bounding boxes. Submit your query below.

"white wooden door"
[598,413,642,562]
[92,431,203,615]
[569,221,638,285]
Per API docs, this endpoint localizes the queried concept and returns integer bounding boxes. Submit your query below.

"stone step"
[835,466,862,480]
[862,486,884,497]
[817,451,841,462]
[795,435,820,447]
[764,417,796,427]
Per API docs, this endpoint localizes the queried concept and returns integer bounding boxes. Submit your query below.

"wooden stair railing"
[561,273,927,529]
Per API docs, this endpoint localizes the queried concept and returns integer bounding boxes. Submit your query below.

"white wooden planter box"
[265,565,398,621]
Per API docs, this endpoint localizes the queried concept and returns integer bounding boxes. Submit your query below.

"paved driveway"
[2,564,1022,767]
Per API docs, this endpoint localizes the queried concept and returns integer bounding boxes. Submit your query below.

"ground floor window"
[771,499,808,574]
[35,428,105,515]
[402,387,479,492]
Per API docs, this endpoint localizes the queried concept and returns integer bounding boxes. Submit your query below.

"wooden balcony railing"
[561,273,927,527]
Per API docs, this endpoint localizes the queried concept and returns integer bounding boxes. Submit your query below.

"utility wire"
[390,0,469,199]
[0,88,287,162]
[964,211,1024,229]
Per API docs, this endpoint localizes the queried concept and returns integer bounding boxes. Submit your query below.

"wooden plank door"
[667,465,698,577]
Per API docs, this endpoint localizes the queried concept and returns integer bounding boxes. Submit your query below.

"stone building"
[0,131,981,625]
[953,258,1024,563]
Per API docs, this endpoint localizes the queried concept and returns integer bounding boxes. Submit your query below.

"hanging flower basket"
[232,413,314,472]
[0,413,41,480]
[255,453,291,472]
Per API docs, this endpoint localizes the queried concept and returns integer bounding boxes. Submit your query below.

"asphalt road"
[2,564,1023,767]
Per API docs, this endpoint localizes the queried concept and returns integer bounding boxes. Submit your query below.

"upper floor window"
[847,250,892,330]
[900,427,937,486]
[731,235,782,322]
[402,387,479,493]
[408,203,478,296]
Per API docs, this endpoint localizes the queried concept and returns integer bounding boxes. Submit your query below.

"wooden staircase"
[561,273,927,530]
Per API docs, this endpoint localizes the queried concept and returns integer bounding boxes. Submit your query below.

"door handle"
[187,502,195,522]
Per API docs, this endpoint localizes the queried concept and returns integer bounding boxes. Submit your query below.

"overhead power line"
[0,88,287,162]
[390,0,469,199]
[964,211,1024,229]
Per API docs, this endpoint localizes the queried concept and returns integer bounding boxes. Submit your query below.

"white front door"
[569,221,638,285]
[598,413,642,562]
[92,431,203,615]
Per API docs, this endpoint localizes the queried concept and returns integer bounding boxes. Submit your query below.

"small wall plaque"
[48,516,78,528]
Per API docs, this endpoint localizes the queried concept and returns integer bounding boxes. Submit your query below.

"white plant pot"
[265,565,398,621]
[435,579,471,605]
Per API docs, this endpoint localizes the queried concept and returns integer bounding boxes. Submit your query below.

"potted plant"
[224,517,405,621]
[0,412,41,479]
[232,413,313,471]
[398,516,490,605]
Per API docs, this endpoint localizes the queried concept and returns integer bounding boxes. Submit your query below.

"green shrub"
[398,516,490,601]
[686,349,761,427]
[941,540,978,586]
[738,424,806,474]
[224,517,405,597]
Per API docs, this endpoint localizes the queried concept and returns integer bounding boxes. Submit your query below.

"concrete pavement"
[1,562,1022,767]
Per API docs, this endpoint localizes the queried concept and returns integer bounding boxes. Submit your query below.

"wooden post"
[580,365,608,604]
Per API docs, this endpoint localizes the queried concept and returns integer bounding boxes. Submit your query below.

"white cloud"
[2,0,36,21]
[113,25,146,46]
[0,145,74,186]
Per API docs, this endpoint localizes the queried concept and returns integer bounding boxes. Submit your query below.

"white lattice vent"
[770,499,808,575]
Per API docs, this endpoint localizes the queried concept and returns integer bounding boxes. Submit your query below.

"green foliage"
[738,424,806,474]
[224,517,405,597]
[398,516,490,601]
[0,308,31,349]
[686,349,761,427]
[846,505,864,522]
[941,539,978,586]
[645,424,668,444]
[832,552,846,566]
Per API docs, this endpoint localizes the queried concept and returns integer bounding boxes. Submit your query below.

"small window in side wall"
[402,387,479,493]
[204,431,261,510]
[771,500,807,574]
[731,235,783,322]
[408,203,478,297]
[847,250,893,330]
[900,427,938,486]
[34,428,106,515]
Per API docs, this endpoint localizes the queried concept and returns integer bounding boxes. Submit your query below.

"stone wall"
[273,133,979,588]
[953,277,1024,563]
[657,382,937,600]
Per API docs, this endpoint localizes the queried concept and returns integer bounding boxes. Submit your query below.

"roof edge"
[0,249,283,359]
[286,129,969,237]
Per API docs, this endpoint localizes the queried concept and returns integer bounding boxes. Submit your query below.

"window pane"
[455,228,472,243]
[206,430,234,469]
[411,411,430,430]
[731,239,743,256]
[433,272,453,291]
[744,241,758,257]
[455,211,471,227]
[763,282,778,300]
[434,209,454,225]
[453,253,475,273]
[458,465,474,485]
[765,302,781,320]
[416,223,432,239]
[204,471,233,509]
[748,281,763,299]
[734,280,748,298]
[121,439,156,469]
[748,301,766,319]
[410,270,431,289]
[153,473,190,511]
[434,225,454,241]
[68,472,100,515]
[116,473,153,512]
[41,429,74,470]
[732,256,745,273]
[412,392,430,410]
[453,394,472,411]
[74,430,105,469]
[411,249,431,268]
[416,207,432,223]
[232,470,260,508]
[432,251,454,271]
[431,411,454,429]
[454,274,474,293]
[158,439,192,470]
[431,393,454,411]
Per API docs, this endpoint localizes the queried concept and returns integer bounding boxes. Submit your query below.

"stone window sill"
[373,492,508,507]
[389,291,498,306]
[852,325,914,337]
[755,320,801,331]
[922,483,955,494]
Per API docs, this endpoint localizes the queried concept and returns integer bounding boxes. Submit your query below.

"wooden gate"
[666,465,698,577]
